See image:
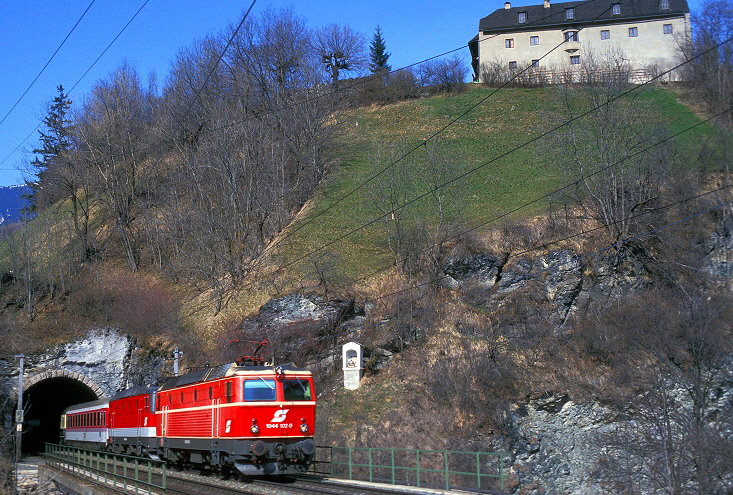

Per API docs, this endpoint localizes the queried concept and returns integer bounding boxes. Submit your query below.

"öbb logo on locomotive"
[61,342,316,477]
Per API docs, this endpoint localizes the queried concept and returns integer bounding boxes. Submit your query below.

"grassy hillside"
[261,84,713,290]
[0,84,715,354]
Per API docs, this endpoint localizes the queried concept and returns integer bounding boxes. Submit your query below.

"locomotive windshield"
[244,379,276,401]
[282,378,312,401]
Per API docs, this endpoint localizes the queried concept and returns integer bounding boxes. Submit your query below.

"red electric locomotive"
[61,342,316,477]
[108,384,160,456]
[154,362,316,475]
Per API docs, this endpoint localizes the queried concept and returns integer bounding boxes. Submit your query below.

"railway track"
[165,470,461,495]
[46,449,500,495]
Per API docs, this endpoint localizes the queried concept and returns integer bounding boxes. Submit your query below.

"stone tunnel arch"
[18,371,104,454]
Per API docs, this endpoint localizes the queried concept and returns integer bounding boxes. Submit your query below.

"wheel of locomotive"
[217,455,234,480]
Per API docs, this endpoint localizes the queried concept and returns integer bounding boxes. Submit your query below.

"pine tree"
[27,85,73,211]
[369,26,391,74]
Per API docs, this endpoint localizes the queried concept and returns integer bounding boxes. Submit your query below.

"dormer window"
[660,0,670,9]
[566,8,575,19]
[518,11,527,23]
[612,3,621,15]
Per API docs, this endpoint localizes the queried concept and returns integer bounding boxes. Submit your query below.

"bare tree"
[555,53,672,249]
[73,62,157,271]
[313,24,367,84]
[414,55,469,92]
[680,0,733,127]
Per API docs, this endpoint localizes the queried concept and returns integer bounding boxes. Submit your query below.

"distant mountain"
[0,185,32,225]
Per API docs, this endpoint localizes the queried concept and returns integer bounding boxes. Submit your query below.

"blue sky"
[0,0,702,188]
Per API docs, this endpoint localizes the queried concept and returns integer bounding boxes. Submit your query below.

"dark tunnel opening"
[22,377,98,454]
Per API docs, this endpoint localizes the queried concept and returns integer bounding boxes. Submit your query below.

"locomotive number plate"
[266,423,293,429]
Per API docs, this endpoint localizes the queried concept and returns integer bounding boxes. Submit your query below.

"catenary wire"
[363,197,733,309]
[142,98,732,336]
[0,0,96,127]
[304,107,733,302]
[0,0,151,168]
[256,0,618,247]
[263,45,732,282]
[12,2,716,338]
[135,25,731,334]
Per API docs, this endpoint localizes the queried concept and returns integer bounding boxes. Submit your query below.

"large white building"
[469,0,691,82]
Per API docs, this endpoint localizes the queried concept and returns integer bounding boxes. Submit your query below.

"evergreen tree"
[369,26,391,74]
[27,85,73,211]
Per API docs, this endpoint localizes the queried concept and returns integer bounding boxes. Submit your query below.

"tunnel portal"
[22,377,99,454]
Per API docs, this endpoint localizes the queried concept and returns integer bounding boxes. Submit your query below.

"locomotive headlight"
[250,419,259,434]
[300,419,309,433]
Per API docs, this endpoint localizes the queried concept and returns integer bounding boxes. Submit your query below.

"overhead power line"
[0,0,151,168]
[0,0,97,128]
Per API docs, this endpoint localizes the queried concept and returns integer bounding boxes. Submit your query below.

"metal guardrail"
[313,446,507,493]
[45,443,166,495]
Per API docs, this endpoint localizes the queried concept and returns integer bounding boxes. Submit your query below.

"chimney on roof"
[544,0,550,8]
[504,2,511,8]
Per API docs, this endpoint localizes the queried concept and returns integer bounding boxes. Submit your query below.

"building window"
[518,12,527,23]
[601,29,610,39]
[509,60,518,69]
[663,23,673,34]
[531,59,540,67]
[612,3,621,14]
[660,0,670,9]
[629,27,638,37]
[570,55,580,64]
[566,8,575,19]
[530,35,539,45]
[564,31,579,42]
[505,38,515,48]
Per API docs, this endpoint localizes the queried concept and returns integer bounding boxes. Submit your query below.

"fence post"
[500,453,505,492]
[161,461,167,493]
[368,448,373,483]
[444,451,450,491]
[348,447,353,480]
[476,452,481,491]
[416,450,421,488]
[391,448,395,485]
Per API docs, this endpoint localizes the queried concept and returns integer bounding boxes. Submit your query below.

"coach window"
[209,387,213,400]
[194,390,198,402]
[283,378,313,401]
[244,379,276,401]
[226,381,233,403]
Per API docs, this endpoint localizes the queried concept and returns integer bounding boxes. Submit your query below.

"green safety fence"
[313,446,507,493]
[45,443,166,495]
